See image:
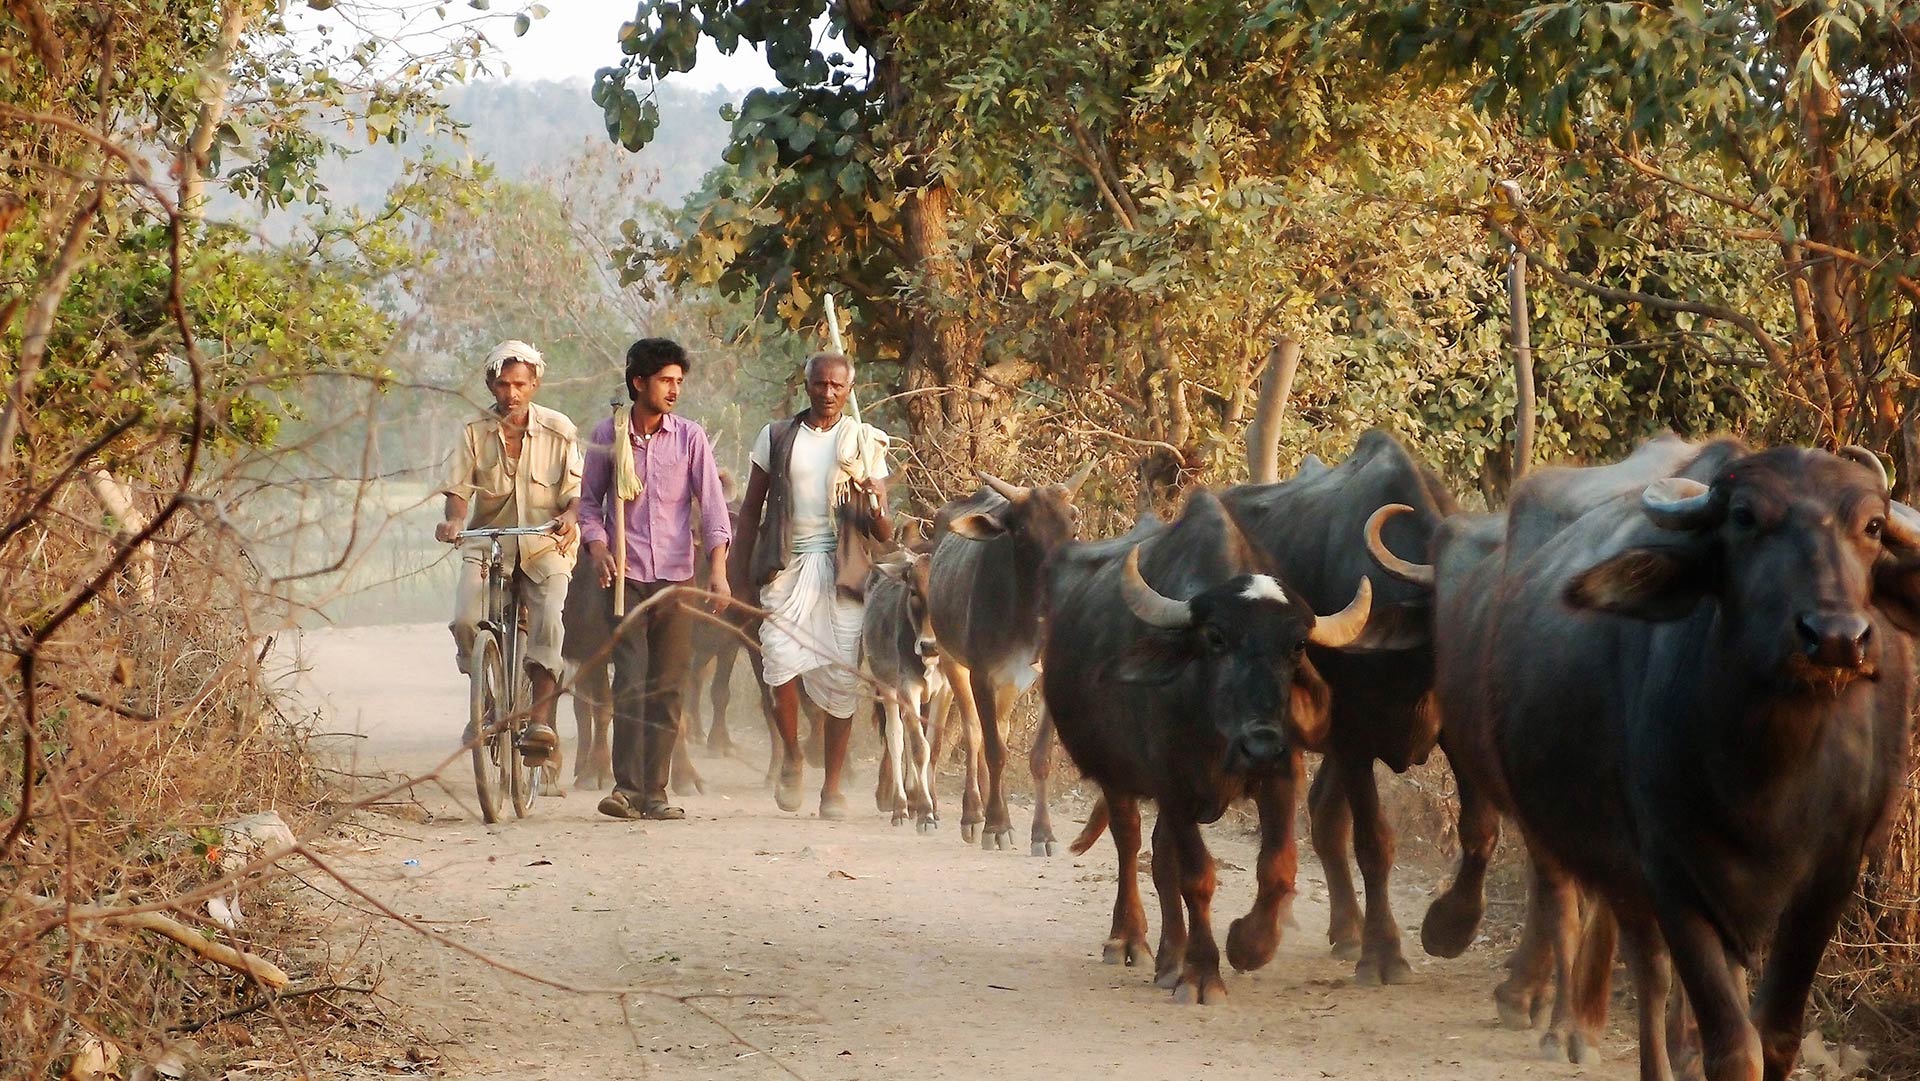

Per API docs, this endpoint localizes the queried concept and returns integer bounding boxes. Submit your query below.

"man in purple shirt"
[578,338,733,821]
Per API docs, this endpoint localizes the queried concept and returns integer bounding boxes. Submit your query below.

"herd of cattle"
[589,430,1920,1081]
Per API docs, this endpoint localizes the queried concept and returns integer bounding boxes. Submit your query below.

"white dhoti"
[759,550,865,719]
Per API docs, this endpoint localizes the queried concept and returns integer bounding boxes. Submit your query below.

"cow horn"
[1063,461,1095,496]
[1840,445,1890,493]
[980,471,1029,503]
[1641,477,1721,531]
[1886,501,1920,550]
[1364,504,1434,588]
[1120,545,1192,628]
[1308,576,1374,648]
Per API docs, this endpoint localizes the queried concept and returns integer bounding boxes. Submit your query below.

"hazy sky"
[290,0,778,90]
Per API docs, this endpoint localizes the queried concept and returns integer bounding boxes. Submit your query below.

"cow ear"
[1111,632,1195,684]
[1564,545,1710,621]
[875,559,908,582]
[948,511,1008,540]
[1872,554,1920,634]
[1288,666,1332,752]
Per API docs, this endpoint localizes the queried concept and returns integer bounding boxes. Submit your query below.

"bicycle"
[458,522,561,824]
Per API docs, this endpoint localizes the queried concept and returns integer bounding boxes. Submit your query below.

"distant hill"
[217,79,735,227]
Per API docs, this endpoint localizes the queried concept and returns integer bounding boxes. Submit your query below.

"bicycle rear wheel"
[466,632,514,824]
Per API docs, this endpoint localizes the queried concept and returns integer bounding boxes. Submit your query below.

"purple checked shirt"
[578,412,733,584]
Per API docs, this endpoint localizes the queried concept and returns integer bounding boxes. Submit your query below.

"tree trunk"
[1245,337,1301,484]
[898,179,987,476]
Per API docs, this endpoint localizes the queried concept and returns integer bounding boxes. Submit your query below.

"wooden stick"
[610,398,627,617]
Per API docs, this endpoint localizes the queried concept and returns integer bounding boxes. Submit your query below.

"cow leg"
[1751,868,1859,1081]
[1421,726,1502,958]
[1028,704,1057,857]
[1618,913,1677,1081]
[670,723,705,796]
[1150,813,1188,990]
[706,640,738,755]
[684,648,716,747]
[1557,897,1617,1064]
[1534,859,1594,1063]
[1342,753,1411,986]
[881,694,910,825]
[1226,753,1303,973]
[1165,813,1227,1005]
[944,659,985,842]
[1307,760,1363,961]
[573,661,614,791]
[1495,853,1558,1030]
[1100,792,1152,967]
[1655,904,1762,1081]
[911,685,945,833]
[873,699,895,812]
[970,674,1017,851]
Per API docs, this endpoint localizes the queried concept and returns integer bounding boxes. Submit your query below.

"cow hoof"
[1101,938,1151,966]
[539,778,567,798]
[1153,968,1181,990]
[982,828,1015,851]
[1330,941,1363,963]
[672,778,703,797]
[1354,955,1413,987]
[574,776,598,791]
[960,822,980,843]
[1030,840,1056,857]
[1420,892,1485,959]
[1494,983,1542,1030]
[1538,1032,1566,1062]
[1565,1032,1601,1065]
[1171,977,1227,1006]
[916,816,939,834]
[706,737,734,757]
[1225,917,1278,973]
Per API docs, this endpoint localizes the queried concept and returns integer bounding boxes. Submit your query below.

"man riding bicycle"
[436,339,582,768]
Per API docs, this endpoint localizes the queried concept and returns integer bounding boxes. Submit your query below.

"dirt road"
[290,622,1630,1080]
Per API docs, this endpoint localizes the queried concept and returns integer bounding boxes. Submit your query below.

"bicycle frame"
[456,522,558,822]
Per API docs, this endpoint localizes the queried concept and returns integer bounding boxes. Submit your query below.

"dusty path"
[289,623,1631,1080]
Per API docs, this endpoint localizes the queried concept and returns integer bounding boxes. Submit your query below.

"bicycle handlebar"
[456,522,561,541]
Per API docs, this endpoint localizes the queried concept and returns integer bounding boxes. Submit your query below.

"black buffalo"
[1215,428,1455,985]
[1373,443,1917,1081]
[1043,490,1380,1003]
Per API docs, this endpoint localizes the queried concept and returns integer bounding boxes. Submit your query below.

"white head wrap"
[484,339,546,381]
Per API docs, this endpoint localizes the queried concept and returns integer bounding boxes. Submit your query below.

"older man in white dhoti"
[736,352,892,817]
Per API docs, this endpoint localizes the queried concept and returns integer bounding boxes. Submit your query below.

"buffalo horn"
[1308,576,1374,648]
[1363,504,1435,588]
[1886,501,1920,549]
[1120,546,1192,628]
[1064,461,1095,496]
[1839,445,1890,493]
[980,471,1029,503]
[1640,477,1719,531]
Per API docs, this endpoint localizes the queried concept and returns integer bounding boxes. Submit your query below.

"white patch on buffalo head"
[1241,575,1289,605]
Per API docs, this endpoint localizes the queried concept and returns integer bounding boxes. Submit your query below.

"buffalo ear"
[948,511,1008,540]
[1872,554,1920,634]
[1112,632,1195,685]
[1565,545,1710,621]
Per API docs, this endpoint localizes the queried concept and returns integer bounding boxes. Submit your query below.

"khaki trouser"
[450,557,568,677]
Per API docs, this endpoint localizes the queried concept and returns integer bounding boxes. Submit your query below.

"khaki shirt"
[441,402,583,581]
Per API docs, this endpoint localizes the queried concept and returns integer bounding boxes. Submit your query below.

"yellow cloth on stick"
[610,404,645,502]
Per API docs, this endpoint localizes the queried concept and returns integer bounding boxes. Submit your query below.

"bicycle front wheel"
[508,661,536,818]
[466,631,513,824]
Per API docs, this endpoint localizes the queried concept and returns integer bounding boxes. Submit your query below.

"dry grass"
[0,484,395,1079]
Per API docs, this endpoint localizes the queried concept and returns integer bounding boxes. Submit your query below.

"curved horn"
[1840,445,1890,493]
[1063,460,1095,496]
[1308,576,1374,648]
[1640,477,1720,531]
[979,471,1029,503]
[1120,545,1192,629]
[1364,504,1434,588]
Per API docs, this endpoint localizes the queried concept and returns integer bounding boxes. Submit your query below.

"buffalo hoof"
[1225,917,1279,973]
[1538,1030,1600,1064]
[916,815,939,834]
[960,821,980,843]
[982,828,1015,851]
[1353,954,1414,987]
[1171,975,1228,1005]
[1494,980,1546,1030]
[1102,938,1152,966]
[1420,892,1485,959]
[1330,940,1363,963]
